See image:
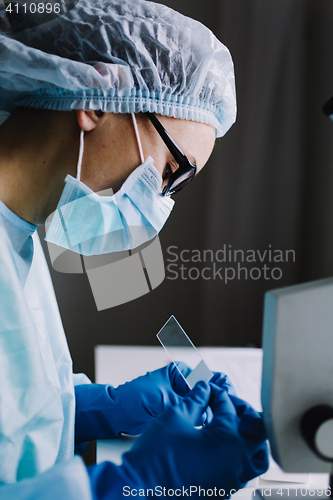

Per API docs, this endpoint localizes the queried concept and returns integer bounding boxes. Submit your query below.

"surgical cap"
[0,0,236,137]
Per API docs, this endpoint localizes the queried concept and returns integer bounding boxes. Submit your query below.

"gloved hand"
[75,362,192,444]
[75,362,237,444]
[87,382,269,499]
[210,371,237,396]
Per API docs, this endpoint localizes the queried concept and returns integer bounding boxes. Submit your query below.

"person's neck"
[0,109,79,225]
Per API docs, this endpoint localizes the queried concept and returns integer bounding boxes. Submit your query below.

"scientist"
[0,0,269,498]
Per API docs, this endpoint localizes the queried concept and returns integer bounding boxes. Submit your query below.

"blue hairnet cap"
[0,0,236,137]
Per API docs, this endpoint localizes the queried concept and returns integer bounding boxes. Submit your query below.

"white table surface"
[95,345,330,497]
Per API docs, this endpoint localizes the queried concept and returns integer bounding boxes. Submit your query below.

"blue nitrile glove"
[210,371,237,396]
[75,363,237,444]
[86,382,269,499]
[74,362,191,444]
[203,371,237,424]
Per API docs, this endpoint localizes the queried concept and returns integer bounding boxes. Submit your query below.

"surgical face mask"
[45,114,174,255]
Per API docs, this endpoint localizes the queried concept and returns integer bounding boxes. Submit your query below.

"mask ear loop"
[77,129,85,181]
[75,129,85,260]
[127,113,146,253]
[131,113,145,164]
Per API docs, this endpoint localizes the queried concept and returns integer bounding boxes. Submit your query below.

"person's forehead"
[158,116,216,171]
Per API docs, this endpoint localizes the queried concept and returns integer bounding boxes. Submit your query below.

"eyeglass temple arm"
[146,112,189,166]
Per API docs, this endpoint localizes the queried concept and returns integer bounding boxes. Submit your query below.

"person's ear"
[76,109,104,131]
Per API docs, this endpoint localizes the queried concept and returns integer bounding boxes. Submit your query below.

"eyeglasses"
[146,112,197,196]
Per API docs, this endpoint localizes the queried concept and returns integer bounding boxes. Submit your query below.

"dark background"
[40,0,333,382]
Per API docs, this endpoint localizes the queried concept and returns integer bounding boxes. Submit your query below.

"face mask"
[45,114,174,255]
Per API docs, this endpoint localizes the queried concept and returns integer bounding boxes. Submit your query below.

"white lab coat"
[0,202,92,499]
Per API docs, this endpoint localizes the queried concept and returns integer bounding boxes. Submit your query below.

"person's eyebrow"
[171,151,196,167]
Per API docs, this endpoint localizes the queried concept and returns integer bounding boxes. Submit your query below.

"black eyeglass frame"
[146,112,197,196]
